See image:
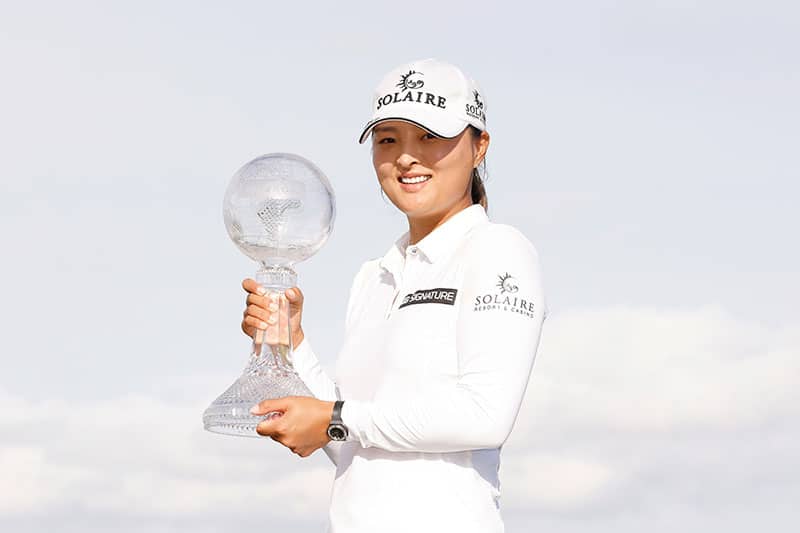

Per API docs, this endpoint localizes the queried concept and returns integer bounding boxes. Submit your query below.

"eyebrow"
[372,125,398,134]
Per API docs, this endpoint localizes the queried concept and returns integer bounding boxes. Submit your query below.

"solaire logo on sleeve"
[399,288,458,309]
[473,273,536,318]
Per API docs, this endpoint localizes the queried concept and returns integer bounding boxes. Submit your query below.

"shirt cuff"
[340,399,370,446]
[288,337,337,400]
[290,337,317,372]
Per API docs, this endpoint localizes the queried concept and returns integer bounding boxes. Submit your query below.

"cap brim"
[358,116,468,144]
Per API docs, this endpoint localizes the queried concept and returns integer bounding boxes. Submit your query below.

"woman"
[243,58,547,533]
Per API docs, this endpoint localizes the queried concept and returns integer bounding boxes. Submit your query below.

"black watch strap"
[331,400,345,424]
[327,400,348,441]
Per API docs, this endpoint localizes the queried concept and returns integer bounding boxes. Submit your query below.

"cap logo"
[376,69,446,111]
[361,60,486,143]
[473,90,484,109]
[397,70,425,91]
[465,89,486,123]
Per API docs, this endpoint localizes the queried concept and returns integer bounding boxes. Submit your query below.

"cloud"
[502,453,618,510]
[1,304,797,531]
[0,447,94,513]
[0,389,333,521]
[502,304,800,516]
[515,304,798,434]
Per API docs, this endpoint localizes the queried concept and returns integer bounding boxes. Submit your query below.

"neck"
[407,198,473,245]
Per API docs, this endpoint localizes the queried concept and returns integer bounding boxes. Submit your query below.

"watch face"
[327,424,347,441]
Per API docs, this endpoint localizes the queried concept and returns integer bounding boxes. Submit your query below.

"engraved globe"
[203,153,335,437]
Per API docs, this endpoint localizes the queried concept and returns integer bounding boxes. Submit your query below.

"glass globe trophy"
[203,153,335,437]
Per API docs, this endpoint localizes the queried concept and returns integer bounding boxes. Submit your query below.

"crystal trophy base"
[203,266,314,438]
[203,361,313,437]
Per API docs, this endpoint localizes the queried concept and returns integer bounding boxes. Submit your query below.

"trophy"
[203,153,335,437]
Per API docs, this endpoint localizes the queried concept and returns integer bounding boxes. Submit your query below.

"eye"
[422,132,437,140]
[376,137,395,144]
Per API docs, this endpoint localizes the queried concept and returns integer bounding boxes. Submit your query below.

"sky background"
[1,0,798,531]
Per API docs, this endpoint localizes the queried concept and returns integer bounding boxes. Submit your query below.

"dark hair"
[468,126,488,210]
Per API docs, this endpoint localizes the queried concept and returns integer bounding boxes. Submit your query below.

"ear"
[473,130,490,168]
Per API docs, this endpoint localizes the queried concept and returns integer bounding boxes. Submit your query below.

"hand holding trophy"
[203,153,335,437]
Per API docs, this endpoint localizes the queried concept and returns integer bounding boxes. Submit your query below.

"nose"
[396,151,419,170]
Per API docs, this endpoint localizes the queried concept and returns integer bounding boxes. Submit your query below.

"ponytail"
[468,126,488,211]
[470,168,487,210]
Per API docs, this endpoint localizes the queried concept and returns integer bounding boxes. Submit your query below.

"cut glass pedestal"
[203,359,312,437]
[203,266,313,438]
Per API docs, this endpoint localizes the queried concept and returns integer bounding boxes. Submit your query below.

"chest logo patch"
[399,288,458,309]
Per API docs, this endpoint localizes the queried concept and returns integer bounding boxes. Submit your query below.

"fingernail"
[250,404,260,414]
[259,321,268,329]
[286,289,296,298]
[256,286,266,295]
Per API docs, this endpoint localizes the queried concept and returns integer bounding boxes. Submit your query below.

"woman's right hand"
[241,278,306,348]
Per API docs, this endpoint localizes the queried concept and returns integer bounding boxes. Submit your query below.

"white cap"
[358,58,487,144]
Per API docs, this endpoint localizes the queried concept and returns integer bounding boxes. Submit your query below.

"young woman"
[242,58,547,533]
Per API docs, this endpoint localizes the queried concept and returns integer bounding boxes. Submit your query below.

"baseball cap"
[358,58,487,144]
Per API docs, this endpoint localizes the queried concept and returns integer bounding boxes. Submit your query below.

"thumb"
[251,397,289,416]
[285,287,304,306]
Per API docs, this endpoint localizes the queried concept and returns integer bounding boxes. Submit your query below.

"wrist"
[326,400,349,441]
[293,328,305,348]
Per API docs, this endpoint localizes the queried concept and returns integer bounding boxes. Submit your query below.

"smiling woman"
[370,121,489,242]
[241,58,548,533]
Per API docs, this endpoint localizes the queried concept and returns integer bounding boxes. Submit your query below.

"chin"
[389,195,436,217]
[401,203,452,223]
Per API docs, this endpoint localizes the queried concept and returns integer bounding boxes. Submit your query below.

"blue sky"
[1,1,797,531]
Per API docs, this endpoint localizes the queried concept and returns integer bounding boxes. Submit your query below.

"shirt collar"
[378,232,409,280]
[378,204,489,276]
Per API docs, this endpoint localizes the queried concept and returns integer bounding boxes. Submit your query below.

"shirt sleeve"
[290,260,373,399]
[288,261,373,465]
[340,225,547,453]
[289,338,338,401]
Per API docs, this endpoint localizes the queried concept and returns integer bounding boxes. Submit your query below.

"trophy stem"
[255,264,297,291]
[203,264,313,437]
[252,265,297,372]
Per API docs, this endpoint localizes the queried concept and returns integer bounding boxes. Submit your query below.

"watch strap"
[331,400,344,424]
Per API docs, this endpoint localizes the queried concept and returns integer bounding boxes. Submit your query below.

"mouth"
[398,175,432,184]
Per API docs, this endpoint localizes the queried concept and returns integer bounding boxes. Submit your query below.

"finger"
[243,315,269,331]
[256,418,282,438]
[255,409,288,439]
[242,278,267,296]
[246,293,282,315]
[285,286,304,305]
[251,397,289,416]
[246,292,271,310]
[245,304,271,324]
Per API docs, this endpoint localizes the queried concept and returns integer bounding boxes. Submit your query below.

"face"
[371,121,489,225]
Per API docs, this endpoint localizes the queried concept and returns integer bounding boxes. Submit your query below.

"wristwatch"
[326,400,349,441]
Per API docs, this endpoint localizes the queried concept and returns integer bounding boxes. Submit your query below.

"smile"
[399,175,431,184]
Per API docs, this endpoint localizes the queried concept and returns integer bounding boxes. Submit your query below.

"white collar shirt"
[290,204,548,533]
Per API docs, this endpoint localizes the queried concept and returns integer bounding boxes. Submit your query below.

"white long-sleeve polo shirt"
[289,204,547,533]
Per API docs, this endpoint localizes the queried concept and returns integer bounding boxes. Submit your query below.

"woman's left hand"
[252,397,336,457]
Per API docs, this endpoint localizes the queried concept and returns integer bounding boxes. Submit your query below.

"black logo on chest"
[399,288,458,309]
